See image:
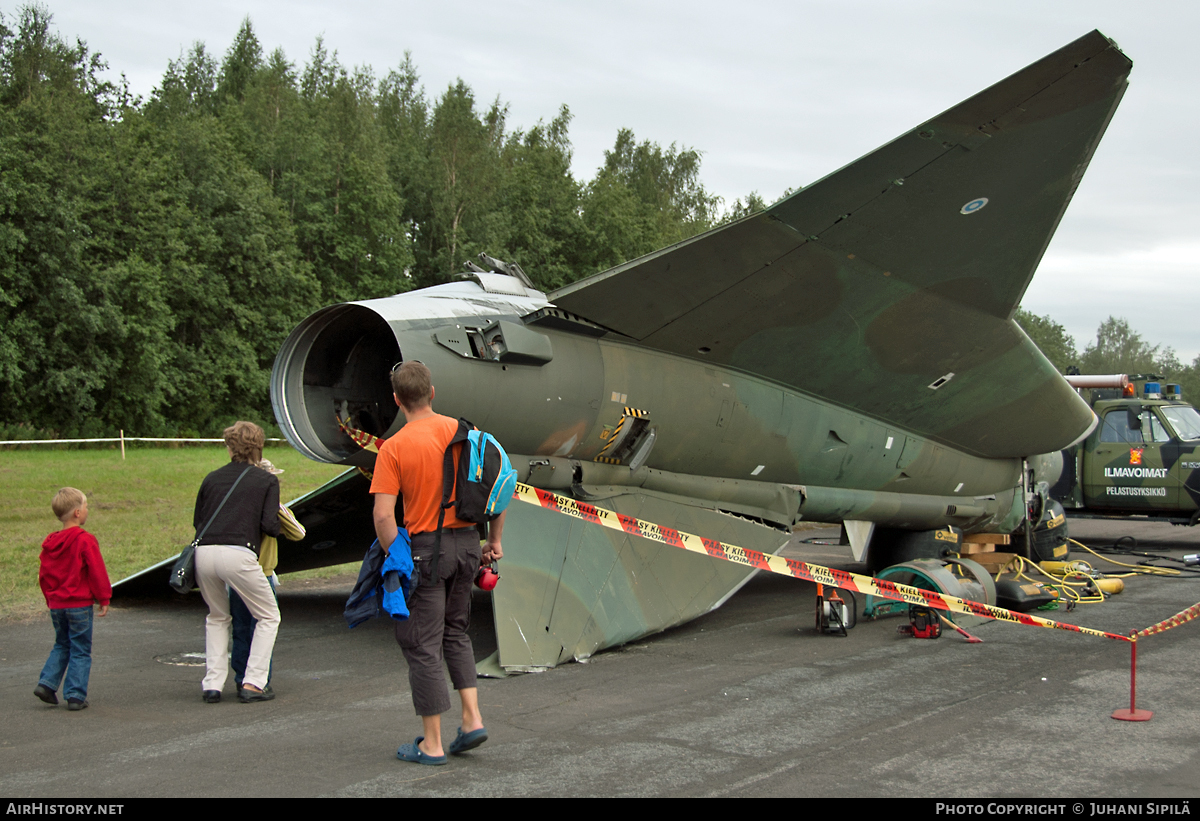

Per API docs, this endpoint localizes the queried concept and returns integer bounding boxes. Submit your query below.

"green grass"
[0,445,349,619]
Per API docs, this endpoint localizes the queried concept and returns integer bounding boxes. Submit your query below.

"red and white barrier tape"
[1135,603,1200,638]
[512,482,1134,643]
[337,418,1190,644]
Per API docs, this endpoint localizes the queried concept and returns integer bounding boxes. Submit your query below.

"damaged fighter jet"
[118,31,1132,674]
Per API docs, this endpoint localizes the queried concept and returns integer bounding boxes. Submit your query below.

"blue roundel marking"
[960,197,988,214]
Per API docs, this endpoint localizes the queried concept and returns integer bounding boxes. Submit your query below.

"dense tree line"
[1015,310,1200,401]
[0,6,728,437]
[3,6,1197,440]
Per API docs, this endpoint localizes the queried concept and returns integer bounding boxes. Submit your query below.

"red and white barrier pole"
[1112,634,1153,721]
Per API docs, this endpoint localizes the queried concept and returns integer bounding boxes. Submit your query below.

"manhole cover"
[155,651,206,667]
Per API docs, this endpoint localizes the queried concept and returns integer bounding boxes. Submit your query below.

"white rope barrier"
[2,430,289,460]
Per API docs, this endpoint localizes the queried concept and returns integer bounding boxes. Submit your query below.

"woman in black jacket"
[193,421,281,703]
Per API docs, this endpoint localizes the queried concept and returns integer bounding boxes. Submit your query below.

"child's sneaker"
[33,684,58,705]
[67,699,88,711]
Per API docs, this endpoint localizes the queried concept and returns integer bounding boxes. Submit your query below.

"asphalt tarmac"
[3,518,1200,798]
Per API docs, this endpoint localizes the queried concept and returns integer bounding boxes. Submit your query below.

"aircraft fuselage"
[272,276,1035,538]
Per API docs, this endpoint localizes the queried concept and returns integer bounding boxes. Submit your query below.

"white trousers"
[196,545,280,692]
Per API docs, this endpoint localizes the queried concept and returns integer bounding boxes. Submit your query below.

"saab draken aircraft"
[117,31,1131,673]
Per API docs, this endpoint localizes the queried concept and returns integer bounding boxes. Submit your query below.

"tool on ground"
[897,605,941,639]
[815,583,856,636]
[937,612,983,643]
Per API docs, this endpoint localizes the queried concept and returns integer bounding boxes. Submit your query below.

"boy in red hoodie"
[35,487,112,711]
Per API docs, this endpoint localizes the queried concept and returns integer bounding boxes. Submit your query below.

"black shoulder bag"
[169,466,253,594]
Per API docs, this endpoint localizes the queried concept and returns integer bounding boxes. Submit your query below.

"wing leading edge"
[550,31,1131,459]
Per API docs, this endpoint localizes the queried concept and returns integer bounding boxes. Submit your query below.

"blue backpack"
[441,418,516,526]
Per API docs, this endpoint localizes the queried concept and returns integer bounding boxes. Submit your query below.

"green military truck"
[1050,376,1200,525]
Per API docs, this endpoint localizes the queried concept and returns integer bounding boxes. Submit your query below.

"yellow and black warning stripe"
[597,417,626,454]
[596,406,650,460]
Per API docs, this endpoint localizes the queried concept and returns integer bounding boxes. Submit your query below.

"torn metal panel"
[489,487,791,672]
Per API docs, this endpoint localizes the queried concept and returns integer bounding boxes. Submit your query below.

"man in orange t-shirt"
[371,360,504,765]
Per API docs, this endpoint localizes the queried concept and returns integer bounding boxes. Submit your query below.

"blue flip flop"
[448,726,488,754]
[396,736,447,766]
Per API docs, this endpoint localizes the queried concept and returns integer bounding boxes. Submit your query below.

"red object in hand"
[475,565,499,591]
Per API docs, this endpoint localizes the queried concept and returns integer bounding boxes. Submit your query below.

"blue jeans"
[231,577,276,687]
[39,606,93,702]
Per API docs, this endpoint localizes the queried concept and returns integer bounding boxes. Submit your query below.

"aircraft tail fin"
[549,31,1130,459]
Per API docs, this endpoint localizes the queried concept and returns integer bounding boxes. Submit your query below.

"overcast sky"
[11,0,1200,363]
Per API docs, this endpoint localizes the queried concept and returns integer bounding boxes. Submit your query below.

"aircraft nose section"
[271,302,401,465]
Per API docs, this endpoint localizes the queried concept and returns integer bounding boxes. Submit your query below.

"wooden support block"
[971,552,1019,573]
[962,533,1011,545]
